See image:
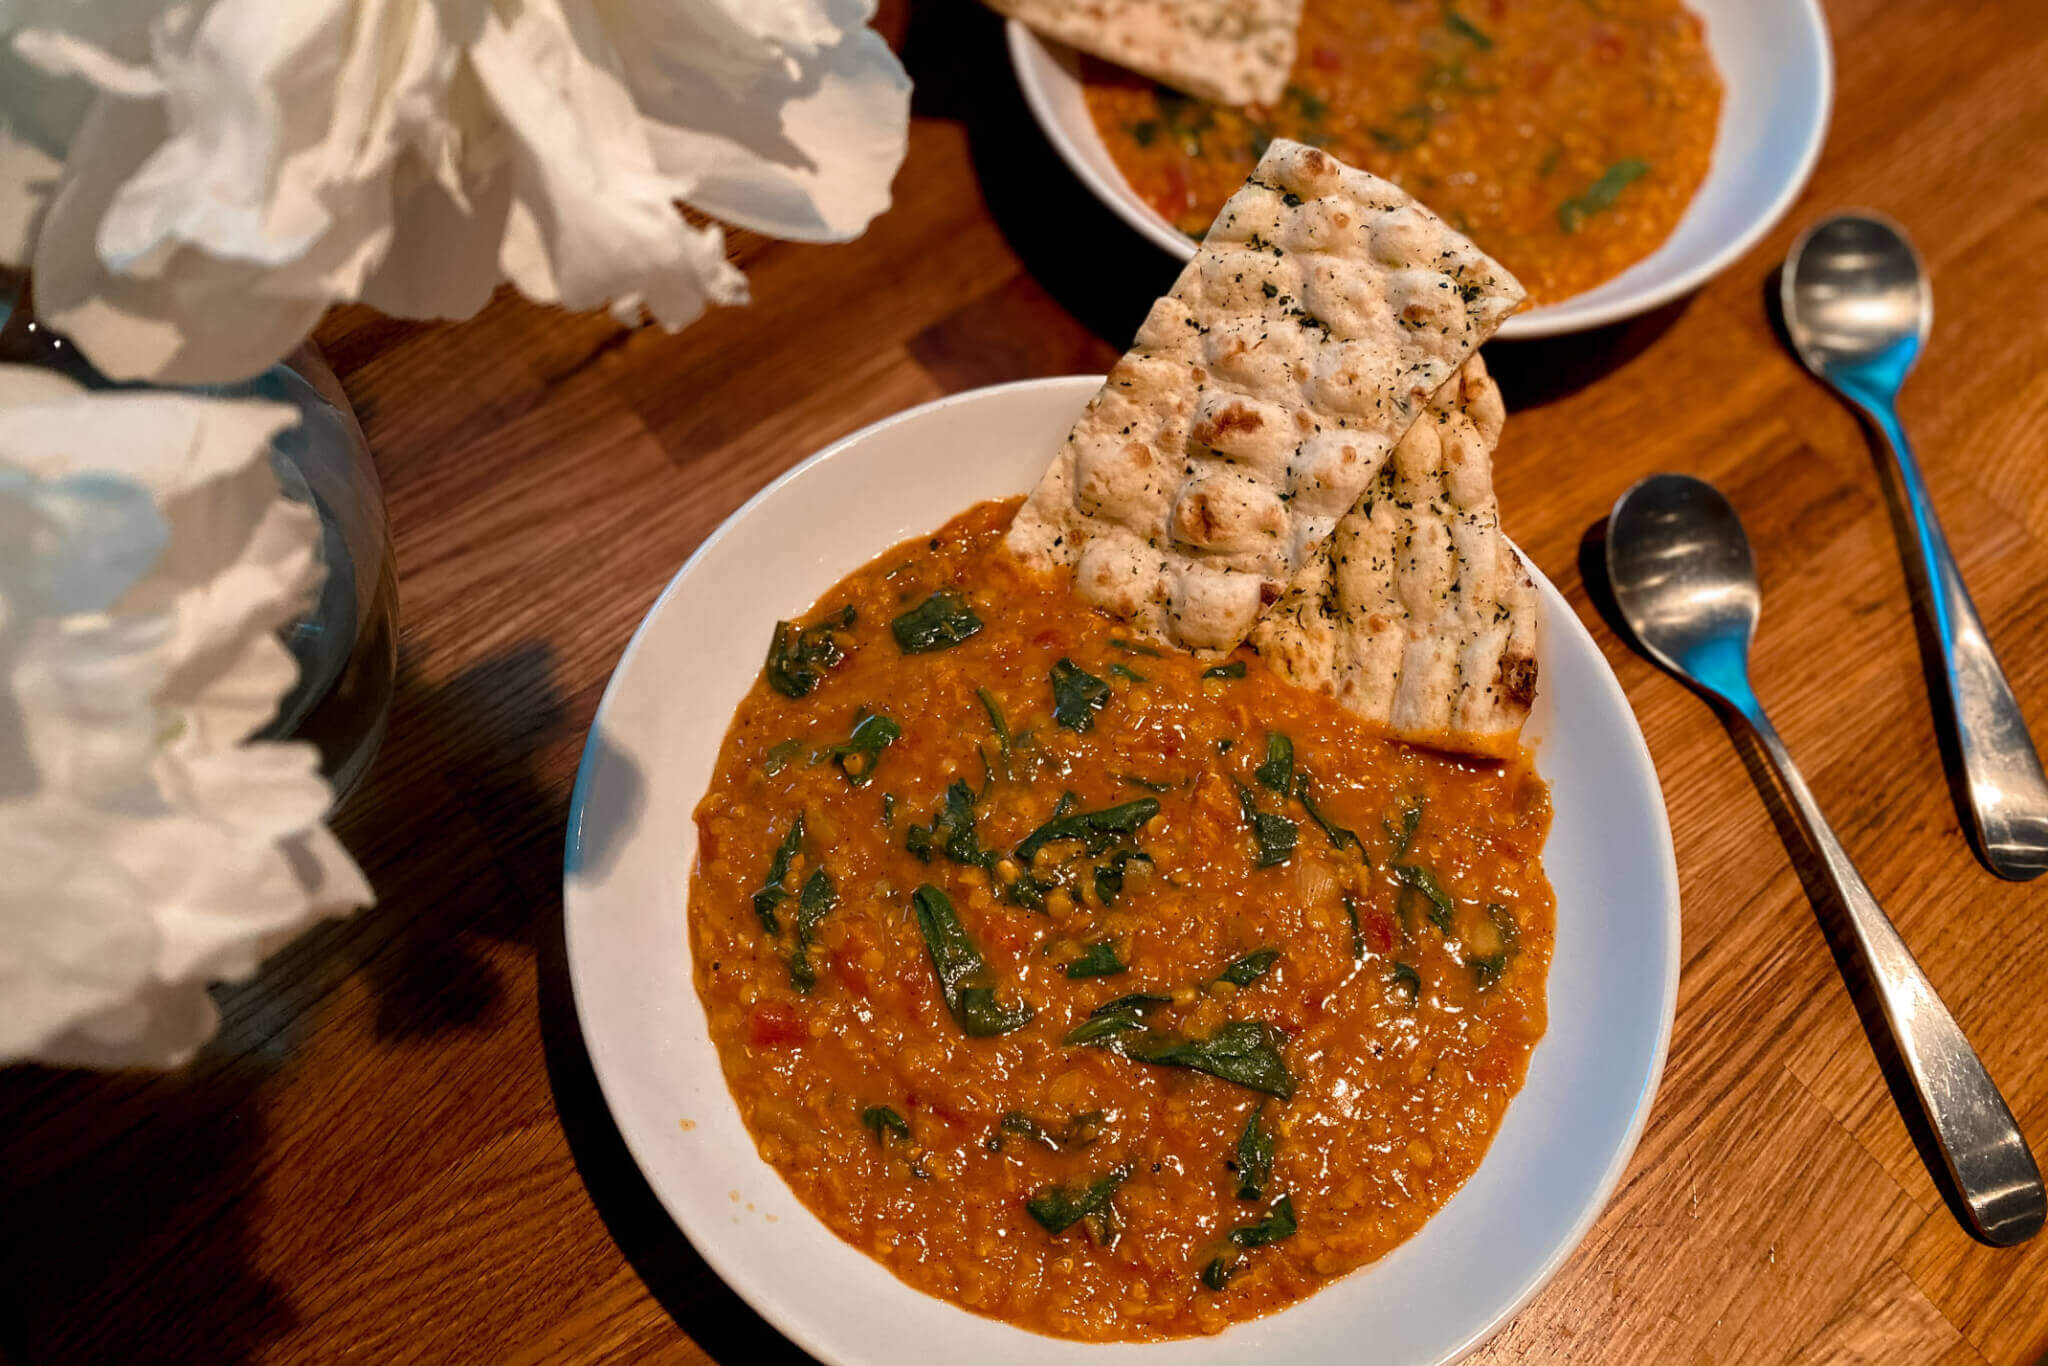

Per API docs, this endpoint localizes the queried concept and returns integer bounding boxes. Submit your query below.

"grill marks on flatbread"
[985,0,1303,106]
[1005,140,1524,653]
[1248,355,1538,758]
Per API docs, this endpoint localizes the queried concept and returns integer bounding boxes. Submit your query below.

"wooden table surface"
[6,1,2048,1361]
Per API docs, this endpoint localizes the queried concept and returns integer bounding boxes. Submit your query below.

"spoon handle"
[1861,402,2048,880]
[1736,698,2045,1245]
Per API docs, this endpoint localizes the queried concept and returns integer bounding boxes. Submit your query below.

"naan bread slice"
[1248,354,1539,758]
[986,0,1302,106]
[1005,140,1524,651]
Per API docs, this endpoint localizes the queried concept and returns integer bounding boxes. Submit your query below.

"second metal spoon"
[1782,214,2048,880]
[1607,472,2044,1247]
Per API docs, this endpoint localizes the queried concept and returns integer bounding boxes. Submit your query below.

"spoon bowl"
[1605,475,1760,703]
[1783,213,1932,384]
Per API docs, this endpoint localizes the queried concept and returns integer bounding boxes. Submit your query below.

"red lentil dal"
[689,499,1554,1339]
[1083,0,1723,306]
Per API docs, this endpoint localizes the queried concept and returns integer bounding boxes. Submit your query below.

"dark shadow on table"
[1577,516,1994,1244]
[1486,298,1691,411]
[0,640,586,1364]
[0,1061,296,1366]
[905,2,1192,345]
[536,878,812,1364]
[262,641,575,1047]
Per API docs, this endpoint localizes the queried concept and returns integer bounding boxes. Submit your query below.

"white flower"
[0,0,911,384]
[0,364,372,1068]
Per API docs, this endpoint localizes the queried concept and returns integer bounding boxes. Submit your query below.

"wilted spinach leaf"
[1385,797,1425,858]
[1295,771,1363,855]
[1092,850,1154,905]
[1558,158,1651,234]
[1050,659,1111,731]
[1203,660,1247,680]
[1116,1020,1296,1099]
[861,1105,910,1144]
[911,884,1034,1037]
[825,712,899,787]
[1063,992,1170,1046]
[1470,902,1521,988]
[752,813,805,934]
[1014,798,1158,865]
[764,606,855,698]
[1232,1106,1276,1201]
[787,867,837,991]
[1443,5,1493,49]
[1026,1168,1130,1248]
[975,687,1013,780]
[1234,782,1297,867]
[1216,948,1279,989]
[1201,1195,1298,1290]
[1342,893,1366,961]
[891,591,983,653]
[989,1111,1049,1152]
[989,1109,1106,1153]
[1253,733,1294,795]
[905,779,988,868]
[1064,941,1127,979]
[1393,863,1456,933]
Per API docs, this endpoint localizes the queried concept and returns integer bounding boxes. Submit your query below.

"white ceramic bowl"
[1008,0,1832,338]
[564,378,1681,1364]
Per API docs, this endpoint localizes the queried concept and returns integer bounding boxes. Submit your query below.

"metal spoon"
[1782,214,2048,881]
[1607,473,2044,1247]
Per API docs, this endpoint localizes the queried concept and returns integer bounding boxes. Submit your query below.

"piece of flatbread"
[1005,140,1524,652]
[986,0,1302,106]
[1248,353,1538,758]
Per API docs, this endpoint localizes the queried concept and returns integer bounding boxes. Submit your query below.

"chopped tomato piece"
[747,1001,806,1048]
[1363,909,1397,954]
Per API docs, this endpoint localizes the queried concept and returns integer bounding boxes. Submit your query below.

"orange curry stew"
[1083,0,1723,306]
[689,500,1554,1340]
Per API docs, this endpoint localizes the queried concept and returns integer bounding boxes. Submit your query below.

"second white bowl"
[1008,0,1832,339]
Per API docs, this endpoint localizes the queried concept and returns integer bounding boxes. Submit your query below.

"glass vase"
[0,274,398,804]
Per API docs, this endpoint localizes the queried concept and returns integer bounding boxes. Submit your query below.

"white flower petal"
[0,804,161,1060]
[0,466,167,613]
[14,609,172,801]
[5,0,907,378]
[630,24,909,242]
[0,116,61,264]
[358,159,510,319]
[32,96,334,381]
[10,22,163,99]
[35,980,220,1070]
[467,0,746,328]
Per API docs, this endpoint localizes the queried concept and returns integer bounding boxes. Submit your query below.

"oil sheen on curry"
[1083,0,1723,306]
[690,500,1553,1340]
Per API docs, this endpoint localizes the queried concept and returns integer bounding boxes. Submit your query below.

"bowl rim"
[1004,3,1834,338]
[564,376,1682,1363]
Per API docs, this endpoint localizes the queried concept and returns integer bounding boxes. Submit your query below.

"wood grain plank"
[1468,1066,1921,1366]
[1787,1261,1964,1365]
